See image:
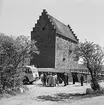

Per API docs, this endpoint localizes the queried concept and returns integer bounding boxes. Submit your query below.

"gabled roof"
[43,9,79,43]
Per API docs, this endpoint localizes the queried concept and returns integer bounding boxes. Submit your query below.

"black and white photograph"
[0,0,104,105]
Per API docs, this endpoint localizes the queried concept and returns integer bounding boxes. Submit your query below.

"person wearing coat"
[47,73,54,87]
[43,73,47,86]
[53,73,58,86]
[66,73,69,85]
[80,75,84,86]
[64,72,67,86]
[40,73,44,83]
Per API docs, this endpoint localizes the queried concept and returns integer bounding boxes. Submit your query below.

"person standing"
[46,73,50,86]
[48,73,54,87]
[40,73,43,83]
[80,74,84,86]
[43,73,47,86]
[66,73,69,85]
[72,73,76,84]
[64,72,67,86]
[53,73,56,86]
[53,73,59,86]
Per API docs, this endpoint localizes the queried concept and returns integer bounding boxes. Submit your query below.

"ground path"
[0,80,104,105]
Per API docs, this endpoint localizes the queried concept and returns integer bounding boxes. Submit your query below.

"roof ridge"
[47,14,68,28]
[42,9,78,43]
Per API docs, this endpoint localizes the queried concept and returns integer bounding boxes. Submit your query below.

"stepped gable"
[42,9,78,42]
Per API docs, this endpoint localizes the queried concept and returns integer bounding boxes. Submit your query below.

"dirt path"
[0,80,104,105]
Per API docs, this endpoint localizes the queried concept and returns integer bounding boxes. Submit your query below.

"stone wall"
[55,36,78,69]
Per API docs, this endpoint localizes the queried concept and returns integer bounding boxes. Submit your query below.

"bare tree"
[74,40,104,90]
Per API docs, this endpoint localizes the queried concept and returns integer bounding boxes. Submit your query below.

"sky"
[0,0,104,47]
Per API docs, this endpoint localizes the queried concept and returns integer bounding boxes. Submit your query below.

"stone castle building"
[31,9,79,73]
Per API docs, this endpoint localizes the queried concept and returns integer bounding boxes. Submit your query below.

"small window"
[63,58,65,61]
[28,68,32,73]
[25,68,32,73]
[42,27,45,31]
[25,68,29,73]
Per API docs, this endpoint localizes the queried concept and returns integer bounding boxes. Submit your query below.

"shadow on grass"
[37,92,104,102]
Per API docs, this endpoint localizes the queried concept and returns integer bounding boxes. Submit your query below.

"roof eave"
[56,32,78,44]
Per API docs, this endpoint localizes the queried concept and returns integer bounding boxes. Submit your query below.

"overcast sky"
[0,0,104,47]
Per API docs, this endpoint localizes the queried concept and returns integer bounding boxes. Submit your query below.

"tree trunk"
[2,81,6,90]
[90,69,100,91]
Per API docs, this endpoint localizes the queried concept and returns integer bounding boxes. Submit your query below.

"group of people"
[40,72,60,87]
[40,72,85,87]
[72,72,85,86]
